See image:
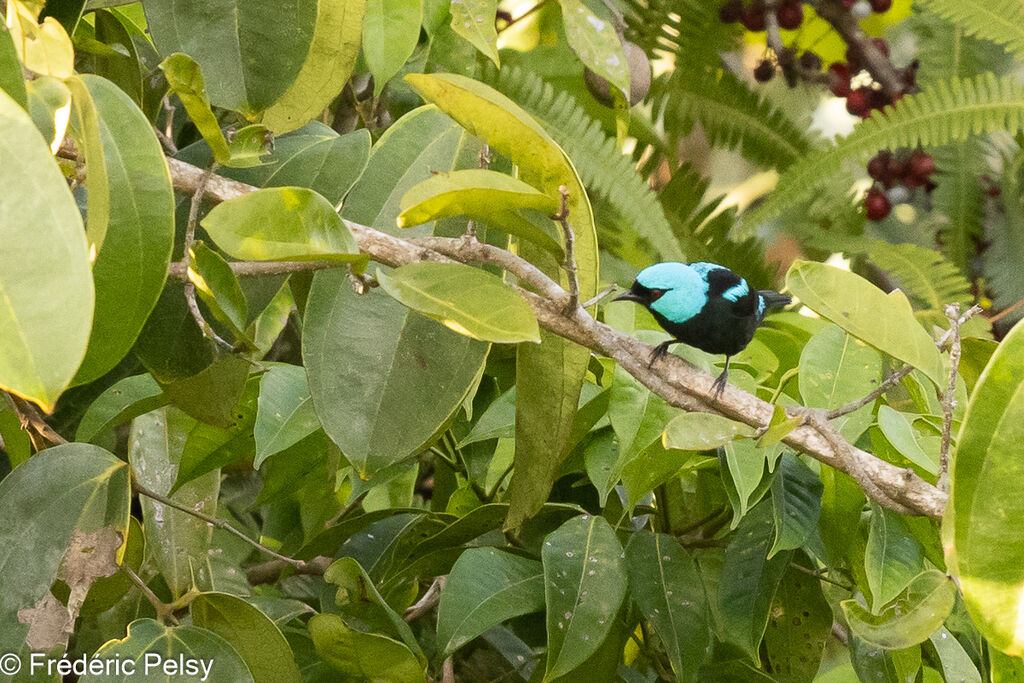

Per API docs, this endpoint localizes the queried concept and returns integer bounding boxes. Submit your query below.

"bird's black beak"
[612,292,643,303]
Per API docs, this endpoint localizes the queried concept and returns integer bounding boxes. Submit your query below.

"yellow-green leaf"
[377,262,540,344]
[785,261,944,386]
[662,412,755,451]
[449,0,499,66]
[5,0,73,78]
[202,186,366,265]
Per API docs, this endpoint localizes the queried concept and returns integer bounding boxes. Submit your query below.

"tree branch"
[161,158,948,518]
[812,0,907,98]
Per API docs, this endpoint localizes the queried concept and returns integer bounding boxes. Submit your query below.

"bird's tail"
[758,290,792,309]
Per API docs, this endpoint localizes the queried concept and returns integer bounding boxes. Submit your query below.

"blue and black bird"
[614,262,791,399]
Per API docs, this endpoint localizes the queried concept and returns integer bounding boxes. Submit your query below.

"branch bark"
[163,158,948,519]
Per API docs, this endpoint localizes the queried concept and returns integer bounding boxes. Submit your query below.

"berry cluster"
[718,0,805,32]
[828,40,917,117]
[863,149,937,220]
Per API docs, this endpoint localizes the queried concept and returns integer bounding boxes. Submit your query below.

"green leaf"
[0,444,129,653]
[841,570,956,650]
[769,454,823,559]
[363,0,422,96]
[158,53,230,162]
[6,0,74,78]
[866,503,924,612]
[83,619,253,682]
[449,0,499,66]
[916,0,1024,56]
[187,241,250,342]
[261,0,365,133]
[25,74,70,151]
[930,627,983,683]
[0,23,28,107]
[877,406,938,476]
[397,168,561,252]
[202,186,365,264]
[798,323,882,441]
[786,261,944,386]
[191,592,301,683]
[558,0,629,98]
[144,0,316,116]
[0,409,31,468]
[0,87,92,411]
[457,387,515,446]
[303,269,487,476]
[946,317,1024,655]
[662,412,755,450]
[764,557,833,683]
[722,439,779,523]
[254,364,321,467]
[542,514,628,680]
[75,373,166,443]
[130,407,219,597]
[201,124,371,206]
[64,75,174,386]
[377,262,540,343]
[134,282,216,383]
[402,76,599,529]
[436,548,544,655]
[309,614,426,682]
[718,502,792,660]
[625,531,711,682]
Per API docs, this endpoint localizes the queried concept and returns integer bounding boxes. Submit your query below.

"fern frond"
[864,242,973,323]
[756,73,1024,222]
[622,0,740,63]
[661,164,777,288]
[932,140,987,273]
[909,7,1012,84]
[483,65,684,261]
[915,0,1024,58]
[983,149,1024,326]
[653,65,815,170]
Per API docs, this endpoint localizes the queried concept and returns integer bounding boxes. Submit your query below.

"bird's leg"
[711,356,731,401]
[648,340,676,368]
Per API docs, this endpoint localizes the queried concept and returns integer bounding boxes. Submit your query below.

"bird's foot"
[711,368,729,402]
[648,341,674,368]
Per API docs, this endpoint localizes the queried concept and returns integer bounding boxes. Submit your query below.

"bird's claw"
[648,341,673,368]
[711,369,729,402]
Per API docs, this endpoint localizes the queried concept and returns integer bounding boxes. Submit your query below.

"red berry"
[865,188,891,221]
[909,150,936,178]
[754,59,775,82]
[869,88,891,112]
[846,87,872,117]
[841,0,855,6]
[872,38,890,58]
[741,3,766,31]
[829,62,852,97]
[870,0,892,11]
[867,151,893,184]
[718,0,744,23]
[777,1,803,29]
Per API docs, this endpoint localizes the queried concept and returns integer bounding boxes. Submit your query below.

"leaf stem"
[939,303,964,488]
[550,185,579,311]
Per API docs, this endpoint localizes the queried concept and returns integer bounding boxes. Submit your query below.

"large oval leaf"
[191,592,301,683]
[946,317,1024,655]
[261,0,365,133]
[83,619,253,682]
[309,614,426,682]
[202,186,364,263]
[841,570,956,650]
[436,548,544,655]
[0,443,129,653]
[786,261,944,386]
[303,269,487,477]
[66,75,175,385]
[542,514,628,679]
[362,0,421,96]
[144,0,317,116]
[0,87,92,410]
[377,262,541,344]
[130,407,219,598]
[625,531,711,682]
[254,364,321,467]
[662,412,755,450]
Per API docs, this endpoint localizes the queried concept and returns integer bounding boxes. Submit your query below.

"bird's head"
[613,262,709,322]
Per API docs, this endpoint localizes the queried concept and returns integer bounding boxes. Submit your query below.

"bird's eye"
[649,289,666,302]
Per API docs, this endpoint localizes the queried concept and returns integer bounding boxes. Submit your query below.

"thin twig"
[582,284,620,308]
[826,366,915,419]
[246,556,330,585]
[988,296,1024,325]
[405,576,444,621]
[550,185,579,311]
[789,562,852,590]
[154,127,178,155]
[442,658,456,683]
[124,565,179,625]
[939,303,963,488]
[812,0,907,98]
[182,163,234,351]
[133,480,310,570]
[7,394,67,446]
